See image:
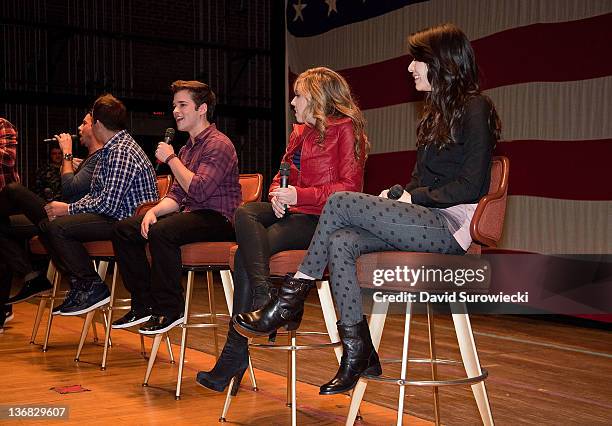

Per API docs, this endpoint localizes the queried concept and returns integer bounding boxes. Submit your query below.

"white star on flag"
[325,0,338,16]
[293,0,307,22]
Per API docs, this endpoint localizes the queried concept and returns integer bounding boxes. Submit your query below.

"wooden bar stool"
[28,236,102,352]
[219,246,341,425]
[345,156,509,426]
[142,173,263,400]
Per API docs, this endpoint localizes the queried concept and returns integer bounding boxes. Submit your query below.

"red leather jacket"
[269,116,366,215]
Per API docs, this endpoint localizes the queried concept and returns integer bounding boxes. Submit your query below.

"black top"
[405,95,496,208]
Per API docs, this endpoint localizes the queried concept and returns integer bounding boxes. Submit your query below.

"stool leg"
[286,332,292,407]
[143,334,164,386]
[75,310,96,361]
[219,269,234,314]
[140,334,147,358]
[396,302,413,426]
[247,356,258,391]
[101,266,118,370]
[30,295,47,344]
[290,330,297,426]
[219,374,241,422]
[426,303,441,426]
[317,280,341,361]
[91,316,99,342]
[346,300,389,426]
[206,270,220,359]
[165,333,175,363]
[175,270,195,400]
[451,303,494,426]
[42,270,61,352]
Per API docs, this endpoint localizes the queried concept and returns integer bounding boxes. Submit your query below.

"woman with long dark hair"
[234,23,501,395]
[196,67,368,392]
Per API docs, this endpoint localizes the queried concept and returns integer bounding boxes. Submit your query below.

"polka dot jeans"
[298,191,464,325]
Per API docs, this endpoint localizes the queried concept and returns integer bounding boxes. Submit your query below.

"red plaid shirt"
[0,118,19,191]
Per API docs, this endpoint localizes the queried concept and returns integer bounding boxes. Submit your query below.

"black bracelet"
[165,153,177,164]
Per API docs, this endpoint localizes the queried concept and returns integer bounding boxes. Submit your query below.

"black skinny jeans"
[231,202,319,314]
[113,209,235,317]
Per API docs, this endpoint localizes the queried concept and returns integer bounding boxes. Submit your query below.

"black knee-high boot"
[319,317,382,395]
[196,323,249,393]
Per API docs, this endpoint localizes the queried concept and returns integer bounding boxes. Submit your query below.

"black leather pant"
[232,202,319,315]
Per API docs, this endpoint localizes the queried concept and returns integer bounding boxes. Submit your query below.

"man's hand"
[397,192,412,204]
[155,142,175,164]
[269,185,297,206]
[56,133,73,154]
[378,189,389,199]
[140,209,158,239]
[72,158,83,169]
[44,201,69,220]
[270,196,286,218]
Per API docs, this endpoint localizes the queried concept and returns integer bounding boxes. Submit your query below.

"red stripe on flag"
[293,13,612,110]
[363,139,612,200]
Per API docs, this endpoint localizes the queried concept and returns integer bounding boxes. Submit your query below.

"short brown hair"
[92,94,127,131]
[171,80,216,120]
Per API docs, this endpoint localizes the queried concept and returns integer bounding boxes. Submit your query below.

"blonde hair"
[294,67,369,160]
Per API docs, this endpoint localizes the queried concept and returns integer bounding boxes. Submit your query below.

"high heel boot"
[195,324,249,392]
[319,317,382,395]
[233,274,315,338]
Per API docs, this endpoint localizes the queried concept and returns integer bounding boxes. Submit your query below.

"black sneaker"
[60,282,110,316]
[52,286,81,315]
[139,313,184,335]
[112,307,152,329]
[4,305,14,323]
[6,275,53,304]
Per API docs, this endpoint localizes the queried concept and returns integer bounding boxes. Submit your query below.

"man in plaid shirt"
[0,118,19,191]
[41,95,158,316]
[112,81,241,334]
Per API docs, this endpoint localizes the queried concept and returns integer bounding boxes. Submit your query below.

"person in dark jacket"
[196,67,369,394]
[234,23,502,396]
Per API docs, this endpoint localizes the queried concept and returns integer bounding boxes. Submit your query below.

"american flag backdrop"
[285,0,612,255]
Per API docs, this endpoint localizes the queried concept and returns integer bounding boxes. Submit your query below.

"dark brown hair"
[171,80,216,120]
[92,94,127,131]
[408,23,501,148]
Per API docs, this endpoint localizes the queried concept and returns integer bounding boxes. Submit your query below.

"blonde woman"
[196,67,368,393]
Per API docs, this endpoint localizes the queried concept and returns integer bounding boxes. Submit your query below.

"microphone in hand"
[279,162,291,211]
[387,184,405,200]
[155,128,176,172]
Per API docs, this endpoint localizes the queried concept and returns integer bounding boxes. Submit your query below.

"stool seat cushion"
[181,241,237,267]
[356,251,490,293]
[29,236,47,255]
[83,240,115,257]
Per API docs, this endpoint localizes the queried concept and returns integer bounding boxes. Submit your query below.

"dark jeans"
[113,209,235,317]
[39,213,117,286]
[0,183,49,304]
[232,202,319,315]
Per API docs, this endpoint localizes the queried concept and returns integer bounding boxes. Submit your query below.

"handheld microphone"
[387,184,405,200]
[279,162,291,211]
[155,128,176,172]
[43,135,78,143]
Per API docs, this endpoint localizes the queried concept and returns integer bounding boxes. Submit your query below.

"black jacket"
[406,95,496,208]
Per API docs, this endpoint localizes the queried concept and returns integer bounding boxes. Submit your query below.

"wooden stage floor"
[1,272,611,425]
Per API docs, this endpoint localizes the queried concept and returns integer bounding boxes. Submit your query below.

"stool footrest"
[363,357,488,387]
[250,331,340,351]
